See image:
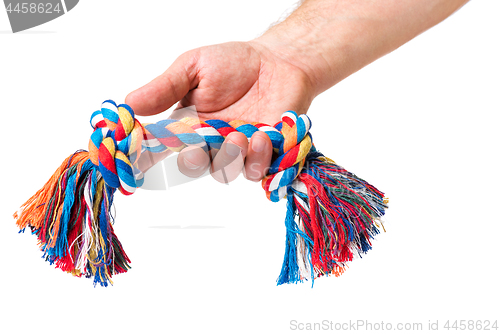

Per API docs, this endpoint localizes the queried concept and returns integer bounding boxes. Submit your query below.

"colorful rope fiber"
[14,100,388,287]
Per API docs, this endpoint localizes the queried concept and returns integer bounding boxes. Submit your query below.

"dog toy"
[14,100,388,286]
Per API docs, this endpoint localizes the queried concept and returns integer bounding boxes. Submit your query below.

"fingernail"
[183,151,201,170]
[252,135,267,153]
[225,140,242,157]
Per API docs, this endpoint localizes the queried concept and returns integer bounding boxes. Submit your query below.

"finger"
[243,131,272,182]
[211,132,248,184]
[177,145,211,178]
[136,150,173,174]
[125,50,200,116]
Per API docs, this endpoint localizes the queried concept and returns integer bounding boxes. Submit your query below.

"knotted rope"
[89,100,313,202]
[14,100,388,287]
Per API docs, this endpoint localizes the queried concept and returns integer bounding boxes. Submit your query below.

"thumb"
[125,50,200,116]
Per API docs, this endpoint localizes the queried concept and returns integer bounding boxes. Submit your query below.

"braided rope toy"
[14,100,388,286]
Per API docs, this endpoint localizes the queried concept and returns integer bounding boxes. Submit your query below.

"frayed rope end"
[13,150,131,287]
[276,149,388,286]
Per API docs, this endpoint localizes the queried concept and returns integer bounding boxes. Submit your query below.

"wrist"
[252,0,470,99]
[251,23,337,98]
[251,3,367,98]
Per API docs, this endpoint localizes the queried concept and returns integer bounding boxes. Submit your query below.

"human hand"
[125,40,316,183]
[126,0,468,185]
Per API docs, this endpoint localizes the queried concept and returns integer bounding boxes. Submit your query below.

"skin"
[125,0,469,184]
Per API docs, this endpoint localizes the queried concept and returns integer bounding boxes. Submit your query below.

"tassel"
[14,150,131,286]
[14,100,387,286]
[277,149,387,285]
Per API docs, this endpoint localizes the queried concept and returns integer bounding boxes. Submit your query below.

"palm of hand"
[128,41,314,126]
[126,41,314,183]
[173,41,314,125]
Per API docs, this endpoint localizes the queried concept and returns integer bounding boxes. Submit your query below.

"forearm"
[253,0,469,96]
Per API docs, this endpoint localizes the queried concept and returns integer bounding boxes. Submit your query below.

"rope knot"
[88,100,143,195]
[262,111,313,202]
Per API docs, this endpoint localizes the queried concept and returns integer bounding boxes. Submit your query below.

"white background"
[0,1,499,333]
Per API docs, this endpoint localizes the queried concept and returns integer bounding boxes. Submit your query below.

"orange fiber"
[13,151,89,230]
